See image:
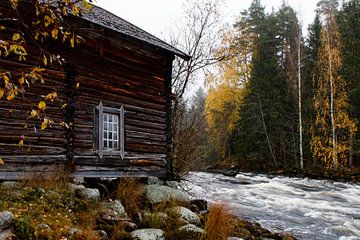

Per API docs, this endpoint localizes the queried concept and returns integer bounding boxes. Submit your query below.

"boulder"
[165,181,179,189]
[99,200,130,223]
[75,187,100,201]
[178,224,204,239]
[143,212,168,228]
[0,228,14,239]
[169,206,201,226]
[72,177,85,185]
[96,230,109,240]
[190,199,208,213]
[130,228,165,240]
[232,227,252,239]
[147,177,165,185]
[0,211,13,230]
[122,221,137,232]
[68,183,85,192]
[145,185,189,204]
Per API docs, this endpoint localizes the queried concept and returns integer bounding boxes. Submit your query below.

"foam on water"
[185,172,360,240]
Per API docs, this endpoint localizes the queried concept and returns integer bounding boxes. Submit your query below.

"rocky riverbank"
[0,176,296,240]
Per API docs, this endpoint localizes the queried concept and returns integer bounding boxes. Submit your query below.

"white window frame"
[95,101,125,159]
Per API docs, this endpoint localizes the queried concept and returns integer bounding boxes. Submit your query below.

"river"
[185,172,360,240]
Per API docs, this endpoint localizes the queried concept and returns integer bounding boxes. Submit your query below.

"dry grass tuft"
[201,204,235,240]
[116,178,145,218]
[21,169,70,192]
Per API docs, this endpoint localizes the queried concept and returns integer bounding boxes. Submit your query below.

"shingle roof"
[82,5,190,60]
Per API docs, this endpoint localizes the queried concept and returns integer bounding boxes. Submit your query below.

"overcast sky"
[96,0,318,38]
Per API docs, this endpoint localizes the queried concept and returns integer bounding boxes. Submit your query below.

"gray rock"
[72,177,85,185]
[228,238,245,240]
[67,228,81,238]
[38,223,51,231]
[0,181,20,189]
[0,227,14,239]
[123,221,137,232]
[178,224,204,238]
[147,177,165,185]
[169,206,201,226]
[165,181,179,189]
[0,211,13,230]
[67,183,85,192]
[99,200,130,222]
[145,185,189,204]
[96,230,109,240]
[76,187,100,201]
[143,212,168,228]
[130,228,164,240]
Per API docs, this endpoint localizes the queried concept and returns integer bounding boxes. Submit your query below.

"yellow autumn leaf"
[7,91,15,101]
[30,109,38,118]
[51,28,59,39]
[45,92,57,101]
[3,75,9,86]
[61,103,67,109]
[12,33,20,41]
[41,118,49,130]
[18,76,25,85]
[70,35,75,48]
[18,139,24,148]
[76,82,80,88]
[0,88,4,98]
[0,159,4,166]
[44,15,52,27]
[38,101,46,111]
[43,54,47,66]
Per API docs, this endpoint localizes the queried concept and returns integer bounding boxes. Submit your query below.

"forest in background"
[174,0,360,175]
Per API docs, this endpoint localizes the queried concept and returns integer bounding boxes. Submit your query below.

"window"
[95,102,125,159]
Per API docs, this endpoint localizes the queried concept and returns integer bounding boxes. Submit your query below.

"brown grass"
[115,178,145,218]
[201,204,235,240]
[21,168,70,192]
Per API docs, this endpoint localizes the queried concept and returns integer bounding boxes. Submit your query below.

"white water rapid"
[185,172,360,240]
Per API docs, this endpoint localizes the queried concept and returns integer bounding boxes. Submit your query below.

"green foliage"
[14,216,36,240]
[231,0,298,169]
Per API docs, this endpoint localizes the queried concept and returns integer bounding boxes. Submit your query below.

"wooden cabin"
[0,3,190,179]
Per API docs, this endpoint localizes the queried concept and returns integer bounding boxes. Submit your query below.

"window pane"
[103,112,120,150]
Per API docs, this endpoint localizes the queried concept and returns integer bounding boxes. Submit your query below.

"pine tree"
[233,3,294,169]
[338,0,360,166]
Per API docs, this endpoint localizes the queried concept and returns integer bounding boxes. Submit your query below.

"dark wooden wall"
[0,7,174,179]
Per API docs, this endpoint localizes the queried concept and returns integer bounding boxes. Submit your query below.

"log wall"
[0,7,174,179]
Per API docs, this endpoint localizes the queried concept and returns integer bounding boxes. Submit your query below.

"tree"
[205,83,242,162]
[302,13,322,167]
[170,0,225,98]
[311,0,357,170]
[169,0,225,177]
[0,0,91,143]
[172,88,209,178]
[338,0,360,166]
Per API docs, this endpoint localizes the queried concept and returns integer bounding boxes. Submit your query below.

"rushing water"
[185,172,360,240]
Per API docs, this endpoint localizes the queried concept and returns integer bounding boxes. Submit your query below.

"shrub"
[201,204,235,240]
[115,178,145,219]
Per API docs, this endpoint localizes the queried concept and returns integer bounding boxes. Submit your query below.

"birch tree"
[311,0,357,170]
